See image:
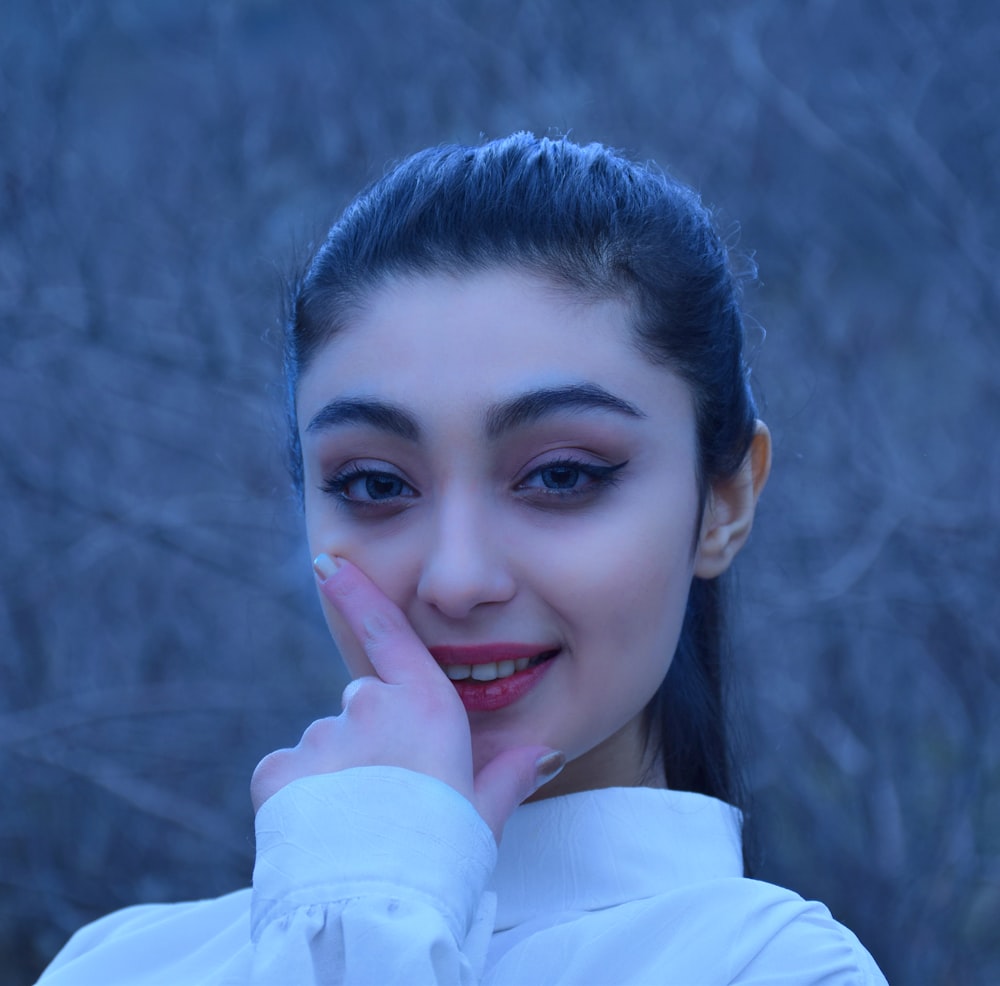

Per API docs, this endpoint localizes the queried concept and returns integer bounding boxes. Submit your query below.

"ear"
[694,421,772,579]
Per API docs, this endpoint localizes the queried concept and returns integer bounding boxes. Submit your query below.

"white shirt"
[40,767,887,985]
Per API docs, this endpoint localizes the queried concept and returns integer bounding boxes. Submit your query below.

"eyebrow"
[304,383,645,442]
[483,383,646,439]
[305,397,421,441]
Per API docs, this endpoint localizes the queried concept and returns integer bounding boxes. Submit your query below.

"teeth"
[443,657,532,682]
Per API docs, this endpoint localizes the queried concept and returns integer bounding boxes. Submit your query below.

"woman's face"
[297,268,708,795]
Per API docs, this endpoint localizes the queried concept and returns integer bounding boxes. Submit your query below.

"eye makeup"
[513,456,629,506]
[319,455,630,516]
[320,461,419,514]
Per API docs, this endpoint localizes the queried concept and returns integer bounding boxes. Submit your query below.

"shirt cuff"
[251,766,497,944]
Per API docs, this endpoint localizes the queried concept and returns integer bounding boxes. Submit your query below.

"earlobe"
[693,421,772,579]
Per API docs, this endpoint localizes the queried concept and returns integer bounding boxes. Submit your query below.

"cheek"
[307,510,425,679]
[603,553,692,667]
[532,501,697,670]
[584,549,691,659]
[306,490,420,597]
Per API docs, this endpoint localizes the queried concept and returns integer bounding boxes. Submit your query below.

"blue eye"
[537,463,587,490]
[321,457,628,515]
[518,458,628,500]
[360,474,407,499]
[321,465,418,508]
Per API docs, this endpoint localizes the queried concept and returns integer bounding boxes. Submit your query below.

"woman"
[41,133,887,984]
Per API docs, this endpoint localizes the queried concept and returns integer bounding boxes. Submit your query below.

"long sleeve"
[250,767,498,986]
[37,782,887,984]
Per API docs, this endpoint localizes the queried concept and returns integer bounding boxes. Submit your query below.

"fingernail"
[312,553,342,582]
[535,751,566,784]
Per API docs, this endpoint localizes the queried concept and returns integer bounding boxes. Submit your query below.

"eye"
[536,463,587,490]
[320,463,419,511]
[516,457,628,502]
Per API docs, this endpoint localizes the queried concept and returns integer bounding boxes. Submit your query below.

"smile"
[428,644,561,712]
[444,657,530,681]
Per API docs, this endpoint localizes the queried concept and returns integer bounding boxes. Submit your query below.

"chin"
[468,720,551,774]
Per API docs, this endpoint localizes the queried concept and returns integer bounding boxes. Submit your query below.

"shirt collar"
[492,787,743,930]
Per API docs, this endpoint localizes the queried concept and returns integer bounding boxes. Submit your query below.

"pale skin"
[251,268,771,842]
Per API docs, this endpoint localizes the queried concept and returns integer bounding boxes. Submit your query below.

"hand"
[250,555,563,841]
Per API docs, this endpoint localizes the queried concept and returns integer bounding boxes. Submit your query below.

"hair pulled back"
[285,132,758,818]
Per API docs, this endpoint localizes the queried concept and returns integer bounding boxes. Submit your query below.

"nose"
[415,494,516,620]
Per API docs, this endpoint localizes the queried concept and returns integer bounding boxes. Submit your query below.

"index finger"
[313,554,442,686]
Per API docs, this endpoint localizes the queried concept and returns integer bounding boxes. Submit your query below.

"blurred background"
[2,1,997,983]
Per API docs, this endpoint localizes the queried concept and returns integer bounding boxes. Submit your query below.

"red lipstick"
[428,643,550,665]
[428,643,559,712]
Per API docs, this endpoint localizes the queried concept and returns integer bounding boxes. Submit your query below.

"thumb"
[473,748,565,843]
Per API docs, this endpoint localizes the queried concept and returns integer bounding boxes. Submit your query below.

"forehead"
[298,269,658,405]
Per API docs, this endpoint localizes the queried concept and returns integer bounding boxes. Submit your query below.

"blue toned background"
[2,2,997,983]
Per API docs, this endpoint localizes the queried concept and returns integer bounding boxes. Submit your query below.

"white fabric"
[40,767,887,985]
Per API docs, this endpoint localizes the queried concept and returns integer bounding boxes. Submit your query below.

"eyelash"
[320,463,418,511]
[319,457,629,513]
[516,457,629,503]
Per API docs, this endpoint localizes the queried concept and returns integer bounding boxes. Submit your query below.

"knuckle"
[298,716,340,749]
[340,676,382,715]
[253,746,291,780]
[251,747,295,807]
[361,608,404,648]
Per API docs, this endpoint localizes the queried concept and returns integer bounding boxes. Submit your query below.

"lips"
[428,643,560,712]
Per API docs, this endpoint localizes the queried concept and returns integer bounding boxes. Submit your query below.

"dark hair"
[284,133,758,835]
